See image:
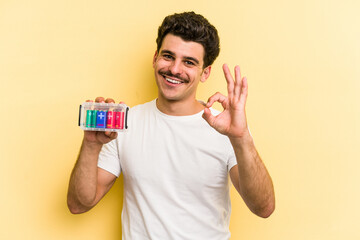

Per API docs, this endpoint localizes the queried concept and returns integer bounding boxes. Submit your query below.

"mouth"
[165,77,183,84]
[158,70,189,85]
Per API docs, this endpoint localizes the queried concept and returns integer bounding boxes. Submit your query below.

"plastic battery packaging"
[78,102,129,132]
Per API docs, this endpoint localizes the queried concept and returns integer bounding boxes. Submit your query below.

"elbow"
[67,205,85,215]
[256,200,275,218]
[258,204,275,218]
[67,196,91,215]
[255,188,276,218]
[67,200,84,215]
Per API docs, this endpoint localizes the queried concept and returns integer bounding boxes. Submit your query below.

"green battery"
[86,110,94,128]
[91,110,98,127]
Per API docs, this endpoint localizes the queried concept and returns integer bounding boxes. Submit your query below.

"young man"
[68,12,275,239]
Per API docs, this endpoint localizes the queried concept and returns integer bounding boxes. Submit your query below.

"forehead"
[160,34,205,63]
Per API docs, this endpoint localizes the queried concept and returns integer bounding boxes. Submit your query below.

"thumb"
[202,107,216,127]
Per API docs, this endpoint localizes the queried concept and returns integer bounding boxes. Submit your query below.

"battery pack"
[78,102,129,132]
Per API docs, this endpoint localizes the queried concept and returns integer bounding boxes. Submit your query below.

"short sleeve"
[98,138,121,177]
[227,147,237,172]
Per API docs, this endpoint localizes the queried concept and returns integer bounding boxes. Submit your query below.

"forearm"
[230,131,275,218]
[67,140,102,213]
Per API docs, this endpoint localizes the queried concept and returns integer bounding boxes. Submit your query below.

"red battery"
[106,111,115,128]
[115,111,125,129]
[119,112,124,129]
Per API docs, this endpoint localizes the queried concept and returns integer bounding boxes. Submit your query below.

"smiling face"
[153,34,211,107]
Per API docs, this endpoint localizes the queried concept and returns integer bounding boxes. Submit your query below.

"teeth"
[166,78,182,84]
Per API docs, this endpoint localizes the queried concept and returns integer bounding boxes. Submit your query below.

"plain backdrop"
[1,0,359,239]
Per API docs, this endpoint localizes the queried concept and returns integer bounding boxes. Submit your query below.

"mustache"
[158,70,189,83]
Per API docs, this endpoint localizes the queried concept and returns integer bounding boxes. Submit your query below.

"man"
[67,12,275,239]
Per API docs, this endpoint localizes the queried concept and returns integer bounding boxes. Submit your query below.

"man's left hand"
[202,64,249,139]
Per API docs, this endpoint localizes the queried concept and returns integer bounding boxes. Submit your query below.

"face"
[153,34,211,103]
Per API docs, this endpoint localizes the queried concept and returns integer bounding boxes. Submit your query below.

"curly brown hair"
[156,12,220,68]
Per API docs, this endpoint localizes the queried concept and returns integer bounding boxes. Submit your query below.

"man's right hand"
[83,97,119,146]
[67,96,121,214]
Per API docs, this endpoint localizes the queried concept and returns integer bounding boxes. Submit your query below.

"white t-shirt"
[98,100,237,240]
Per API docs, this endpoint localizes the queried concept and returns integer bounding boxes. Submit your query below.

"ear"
[200,65,212,83]
[153,50,158,68]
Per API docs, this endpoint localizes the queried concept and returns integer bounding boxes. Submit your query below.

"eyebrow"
[160,49,200,65]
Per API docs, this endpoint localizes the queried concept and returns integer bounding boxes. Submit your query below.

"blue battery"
[96,111,107,128]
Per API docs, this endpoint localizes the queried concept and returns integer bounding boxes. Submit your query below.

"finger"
[119,101,125,104]
[105,98,115,103]
[110,132,118,140]
[223,64,234,99]
[86,99,93,102]
[202,107,216,127]
[95,97,105,103]
[206,92,227,108]
[240,77,248,107]
[104,131,118,139]
[234,66,242,99]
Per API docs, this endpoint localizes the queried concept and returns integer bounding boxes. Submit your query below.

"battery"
[86,110,94,128]
[79,102,128,132]
[106,111,115,129]
[92,110,98,127]
[115,112,120,129]
[119,112,124,129]
[115,111,125,129]
[96,111,107,128]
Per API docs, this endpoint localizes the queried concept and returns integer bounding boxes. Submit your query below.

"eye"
[184,60,195,66]
[163,54,174,60]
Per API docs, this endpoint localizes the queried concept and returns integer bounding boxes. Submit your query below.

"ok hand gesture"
[202,64,249,139]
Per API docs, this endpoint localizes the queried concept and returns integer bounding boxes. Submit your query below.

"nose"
[169,59,182,76]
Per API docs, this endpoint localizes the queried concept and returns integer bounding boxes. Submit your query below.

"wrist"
[82,138,103,153]
[229,129,253,147]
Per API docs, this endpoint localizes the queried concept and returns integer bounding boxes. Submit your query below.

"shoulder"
[129,100,156,114]
[126,100,157,126]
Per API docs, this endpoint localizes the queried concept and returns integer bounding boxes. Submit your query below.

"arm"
[228,137,275,218]
[67,97,118,214]
[202,64,275,218]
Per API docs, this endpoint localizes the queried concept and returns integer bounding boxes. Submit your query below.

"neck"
[156,97,205,116]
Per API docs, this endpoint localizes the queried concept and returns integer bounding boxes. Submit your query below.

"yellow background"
[1,0,359,239]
